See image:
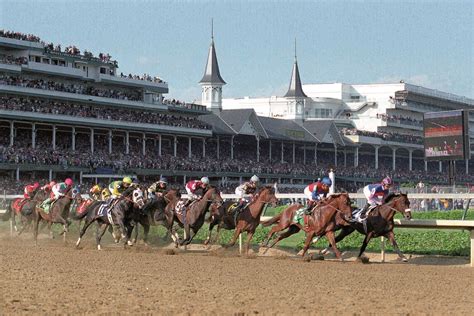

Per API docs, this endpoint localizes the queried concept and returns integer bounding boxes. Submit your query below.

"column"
[466,159,469,175]
[292,142,295,164]
[10,121,14,146]
[16,167,19,181]
[158,134,162,156]
[314,143,318,165]
[108,130,112,154]
[409,149,413,171]
[90,128,94,153]
[202,138,206,158]
[269,140,272,161]
[343,148,347,167]
[231,136,234,159]
[125,131,130,154]
[424,160,428,172]
[52,125,56,150]
[188,137,192,158]
[303,144,306,165]
[142,133,146,155]
[375,146,379,169]
[216,136,220,159]
[281,142,284,163]
[32,123,36,149]
[439,161,442,172]
[329,169,335,194]
[173,136,177,157]
[72,127,76,151]
[79,171,83,185]
[334,144,337,166]
[257,137,261,162]
[48,169,52,182]
[392,147,396,171]
[354,146,359,167]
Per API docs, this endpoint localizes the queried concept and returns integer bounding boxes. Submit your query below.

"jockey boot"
[40,198,51,209]
[305,201,314,215]
[359,204,370,221]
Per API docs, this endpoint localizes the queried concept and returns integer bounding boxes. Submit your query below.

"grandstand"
[0,30,473,195]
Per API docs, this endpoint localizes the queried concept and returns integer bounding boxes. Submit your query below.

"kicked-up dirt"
[0,231,473,315]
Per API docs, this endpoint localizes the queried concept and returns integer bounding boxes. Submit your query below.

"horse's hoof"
[127,240,134,246]
[75,238,81,247]
[97,245,102,250]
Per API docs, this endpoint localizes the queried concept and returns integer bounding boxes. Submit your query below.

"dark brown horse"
[168,186,223,246]
[75,187,145,250]
[224,186,279,255]
[261,193,352,260]
[34,188,76,245]
[328,192,412,261]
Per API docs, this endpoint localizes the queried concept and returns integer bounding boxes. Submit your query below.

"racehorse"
[223,186,279,255]
[4,188,48,235]
[326,192,412,262]
[34,188,76,245]
[169,186,223,246]
[261,193,352,260]
[75,187,145,250]
[152,188,182,246]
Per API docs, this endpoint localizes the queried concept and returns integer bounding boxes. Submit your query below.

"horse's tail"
[260,213,281,227]
[2,203,12,221]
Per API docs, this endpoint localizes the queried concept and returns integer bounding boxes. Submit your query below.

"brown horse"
[328,192,412,261]
[224,186,279,255]
[169,186,223,246]
[5,189,48,235]
[152,188,181,245]
[262,193,352,260]
[34,188,76,245]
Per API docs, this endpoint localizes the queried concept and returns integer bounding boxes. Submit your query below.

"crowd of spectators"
[0,95,211,130]
[120,72,164,84]
[0,74,141,101]
[0,54,28,66]
[0,30,40,42]
[376,113,422,126]
[340,128,423,145]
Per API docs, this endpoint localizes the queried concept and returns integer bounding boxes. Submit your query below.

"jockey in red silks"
[359,176,393,219]
[303,177,332,212]
[185,177,209,202]
[23,182,40,199]
[41,181,56,193]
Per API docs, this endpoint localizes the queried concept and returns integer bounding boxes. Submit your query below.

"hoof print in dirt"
[164,249,177,255]
[311,254,325,261]
[357,256,370,264]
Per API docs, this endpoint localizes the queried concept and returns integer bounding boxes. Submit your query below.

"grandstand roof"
[303,120,345,146]
[199,38,226,85]
[258,116,318,142]
[218,109,268,138]
[199,113,236,135]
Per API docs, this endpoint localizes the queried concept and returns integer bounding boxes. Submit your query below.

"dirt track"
[1,232,473,315]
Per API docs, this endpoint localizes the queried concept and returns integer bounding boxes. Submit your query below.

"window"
[100,67,106,74]
[351,95,360,100]
[314,108,333,118]
[35,56,41,63]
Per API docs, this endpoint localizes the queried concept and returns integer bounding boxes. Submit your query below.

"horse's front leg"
[142,224,150,245]
[386,231,408,262]
[204,221,216,245]
[226,225,242,248]
[325,231,343,261]
[179,223,191,246]
[245,231,254,256]
[301,231,315,258]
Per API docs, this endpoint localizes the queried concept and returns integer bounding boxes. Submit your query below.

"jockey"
[108,177,133,199]
[89,184,102,201]
[304,177,332,212]
[40,178,74,209]
[360,176,393,218]
[233,175,260,214]
[41,181,56,193]
[23,182,40,199]
[147,176,168,199]
[184,177,209,206]
[101,187,111,200]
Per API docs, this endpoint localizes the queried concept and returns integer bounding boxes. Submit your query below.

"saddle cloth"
[98,203,114,224]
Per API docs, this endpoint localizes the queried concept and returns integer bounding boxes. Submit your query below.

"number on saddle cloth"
[227,202,239,214]
[293,207,307,226]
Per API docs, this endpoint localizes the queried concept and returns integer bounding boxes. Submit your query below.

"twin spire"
[199,19,226,85]
[284,38,307,98]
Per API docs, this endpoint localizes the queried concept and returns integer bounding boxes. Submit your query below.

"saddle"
[227,202,239,215]
[13,198,29,215]
[293,207,311,232]
[40,200,57,214]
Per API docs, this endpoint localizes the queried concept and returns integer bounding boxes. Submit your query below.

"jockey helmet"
[250,175,260,183]
[122,177,133,184]
[321,177,332,187]
[49,181,56,187]
[382,176,393,186]
[33,182,40,188]
[91,185,101,193]
[200,177,210,185]
[159,177,168,184]
[65,178,73,186]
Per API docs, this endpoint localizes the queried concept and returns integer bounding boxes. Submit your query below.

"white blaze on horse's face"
[133,189,145,208]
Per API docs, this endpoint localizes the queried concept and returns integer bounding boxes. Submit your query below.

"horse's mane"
[259,185,275,194]
[383,192,406,203]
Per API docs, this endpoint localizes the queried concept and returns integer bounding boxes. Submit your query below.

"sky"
[1,0,473,101]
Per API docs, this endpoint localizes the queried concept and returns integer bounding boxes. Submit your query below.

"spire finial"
[294,38,297,62]
[211,18,214,40]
